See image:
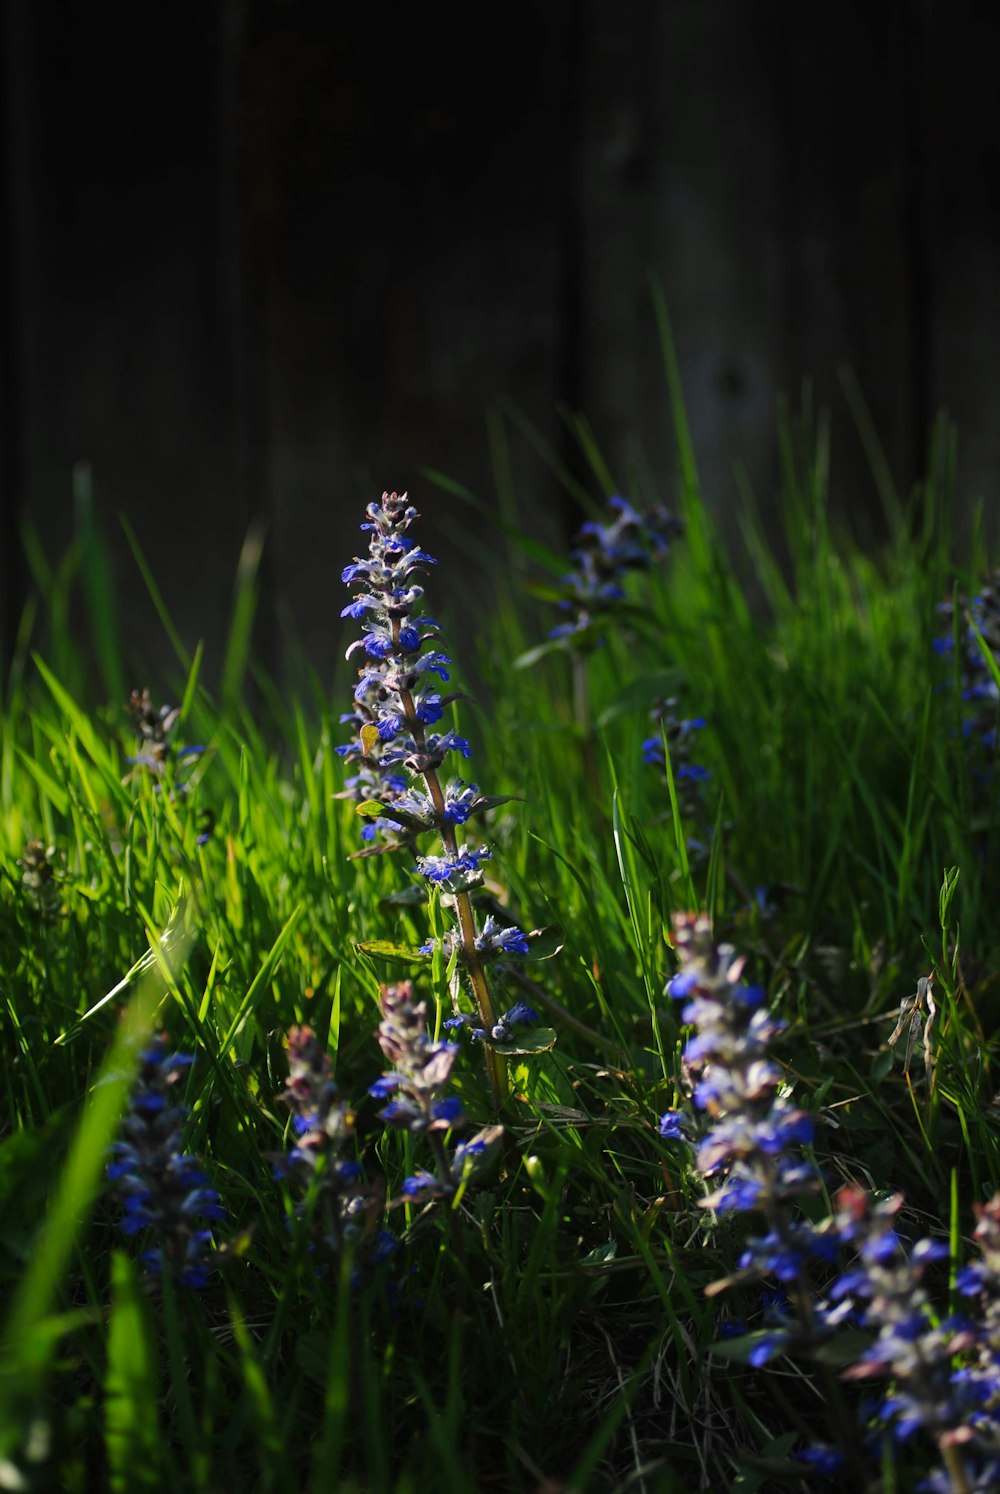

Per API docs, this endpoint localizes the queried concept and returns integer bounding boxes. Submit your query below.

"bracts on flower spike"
[831,1183,1000,1494]
[107,1036,225,1289]
[371,981,503,1206]
[660,913,844,1359]
[340,491,539,1110]
[272,1026,390,1267]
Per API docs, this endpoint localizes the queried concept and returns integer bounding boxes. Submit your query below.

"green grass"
[1,342,998,1493]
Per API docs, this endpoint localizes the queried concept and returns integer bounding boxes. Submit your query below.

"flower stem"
[395,652,508,1111]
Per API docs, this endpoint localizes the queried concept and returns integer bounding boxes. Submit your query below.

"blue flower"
[464,1003,537,1045]
[339,490,545,1110]
[748,1332,787,1367]
[108,1037,223,1289]
[658,1109,687,1139]
[273,1026,370,1261]
[415,846,491,887]
[794,1446,843,1477]
[475,916,530,959]
[661,912,840,1356]
[372,982,463,1164]
[539,497,682,645]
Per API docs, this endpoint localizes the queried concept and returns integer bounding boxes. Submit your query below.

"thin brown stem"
[571,650,600,801]
[940,1439,974,1494]
[393,623,508,1111]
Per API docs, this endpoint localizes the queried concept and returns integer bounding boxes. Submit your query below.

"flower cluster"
[419,913,531,964]
[371,981,502,1205]
[642,699,708,781]
[950,1195,1000,1486]
[339,491,534,1108]
[273,1025,387,1263]
[126,688,203,778]
[548,495,682,644]
[18,837,61,917]
[935,573,1000,760]
[124,687,212,843]
[107,1037,224,1289]
[643,697,712,850]
[445,1000,537,1046]
[660,913,841,1360]
[832,1184,1000,1490]
[372,980,463,1136]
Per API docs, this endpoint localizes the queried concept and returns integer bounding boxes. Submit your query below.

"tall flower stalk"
[936,572,1000,757]
[517,495,683,774]
[547,495,682,650]
[273,1025,388,1265]
[107,1037,225,1289]
[340,490,530,1110]
[372,980,502,1207]
[124,688,212,844]
[659,913,871,1477]
[660,914,851,1361]
[833,1185,987,1493]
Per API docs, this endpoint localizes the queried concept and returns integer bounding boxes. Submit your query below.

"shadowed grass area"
[1,323,998,1493]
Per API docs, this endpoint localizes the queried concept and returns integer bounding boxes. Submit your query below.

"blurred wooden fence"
[2,0,998,687]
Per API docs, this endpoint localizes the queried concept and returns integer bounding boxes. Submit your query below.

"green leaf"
[355,800,385,818]
[870,1049,894,1082]
[521,580,570,605]
[355,799,426,832]
[812,1329,875,1367]
[485,1026,557,1056]
[525,927,565,961]
[468,794,519,815]
[14,745,70,817]
[579,1241,618,1267]
[31,654,115,772]
[0,1110,75,1273]
[379,885,428,908]
[219,905,303,1051]
[595,668,686,729]
[512,639,570,671]
[356,939,432,964]
[706,1330,782,1365]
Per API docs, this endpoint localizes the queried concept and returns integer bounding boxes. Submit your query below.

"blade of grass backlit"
[74,461,125,707]
[221,522,265,709]
[104,1251,165,1492]
[0,946,188,1448]
[119,513,192,670]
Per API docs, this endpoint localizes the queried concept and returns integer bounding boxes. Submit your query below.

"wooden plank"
[3,0,996,700]
[0,0,35,667]
[240,2,575,675]
[917,0,1000,556]
[6,2,251,695]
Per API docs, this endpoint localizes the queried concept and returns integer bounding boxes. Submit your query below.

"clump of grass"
[2,324,1000,1492]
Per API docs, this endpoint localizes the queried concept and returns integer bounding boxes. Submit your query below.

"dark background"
[3,0,999,689]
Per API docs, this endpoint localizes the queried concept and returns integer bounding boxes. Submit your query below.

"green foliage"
[0,353,997,1492]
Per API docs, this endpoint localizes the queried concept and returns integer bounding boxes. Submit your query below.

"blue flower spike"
[643,697,713,862]
[124,687,212,843]
[831,1183,1000,1490]
[372,980,502,1207]
[274,1025,381,1263]
[935,575,1000,819]
[663,912,846,1358]
[339,491,544,1111]
[547,495,682,646]
[108,1035,224,1289]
